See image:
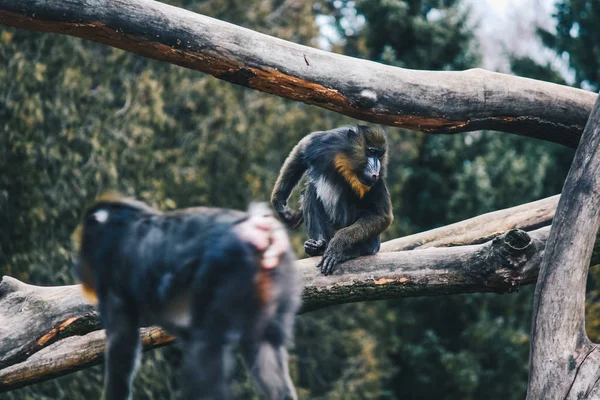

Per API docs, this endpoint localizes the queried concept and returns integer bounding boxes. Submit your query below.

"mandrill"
[271,125,393,275]
[72,194,301,400]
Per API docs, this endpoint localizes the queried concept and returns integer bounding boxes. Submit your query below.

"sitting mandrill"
[271,125,393,275]
[72,194,301,400]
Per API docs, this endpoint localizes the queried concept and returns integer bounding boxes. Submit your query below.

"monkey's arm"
[270,135,312,228]
[318,214,392,275]
[318,185,393,275]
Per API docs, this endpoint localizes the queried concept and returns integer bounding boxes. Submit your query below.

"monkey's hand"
[235,204,292,269]
[304,239,327,257]
[283,209,304,230]
[316,246,348,276]
[273,201,304,230]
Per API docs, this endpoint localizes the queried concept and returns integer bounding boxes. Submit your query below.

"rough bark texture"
[300,227,547,312]
[381,194,559,251]
[527,92,600,399]
[0,0,596,146]
[0,277,174,391]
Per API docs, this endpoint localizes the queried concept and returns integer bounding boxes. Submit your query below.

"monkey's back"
[77,202,299,335]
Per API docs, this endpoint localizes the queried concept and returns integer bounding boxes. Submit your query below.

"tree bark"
[0,0,595,146]
[300,227,547,312]
[527,91,600,399]
[381,194,559,251]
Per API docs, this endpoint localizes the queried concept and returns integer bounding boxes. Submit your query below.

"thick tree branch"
[381,194,560,251]
[0,325,173,393]
[300,227,548,312]
[0,0,595,146]
[527,92,600,399]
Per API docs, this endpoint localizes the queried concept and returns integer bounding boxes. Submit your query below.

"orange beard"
[72,225,99,305]
[80,261,98,304]
[334,154,371,198]
[81,281,98,304]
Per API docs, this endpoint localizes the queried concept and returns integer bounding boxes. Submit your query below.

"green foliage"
[293,304,395,399]
[509,56,567,86]
[320,0,480,69]
[383,289,533,400]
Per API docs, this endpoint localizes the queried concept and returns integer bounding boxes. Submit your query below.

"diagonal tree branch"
[527,91,600,399]
[0,0,595,146]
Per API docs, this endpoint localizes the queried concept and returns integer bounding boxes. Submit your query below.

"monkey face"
[359,146,385,187]
[357,127,387,187]
[333,126,388,197]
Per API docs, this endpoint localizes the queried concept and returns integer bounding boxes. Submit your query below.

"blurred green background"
[2,0,600,398]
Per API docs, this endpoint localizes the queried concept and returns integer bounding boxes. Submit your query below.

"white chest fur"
[315,177,341,217]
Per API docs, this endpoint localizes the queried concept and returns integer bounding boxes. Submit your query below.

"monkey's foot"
[304,239,327,257]
[317,254,343,275]
[317,250,347,276]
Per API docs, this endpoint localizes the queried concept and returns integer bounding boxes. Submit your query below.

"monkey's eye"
[367,147,379,157]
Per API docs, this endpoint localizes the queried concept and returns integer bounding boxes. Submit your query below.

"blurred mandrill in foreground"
[72,194,301,400]
[271,125,393,275]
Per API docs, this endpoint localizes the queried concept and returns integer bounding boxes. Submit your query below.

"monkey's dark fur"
[271,125,393,275]
[73,195,301,400]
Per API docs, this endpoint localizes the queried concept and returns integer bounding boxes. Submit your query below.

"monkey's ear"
[90,209,109,223]
[346,128,358,140]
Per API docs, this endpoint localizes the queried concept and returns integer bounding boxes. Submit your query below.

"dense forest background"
[1,0,600,398]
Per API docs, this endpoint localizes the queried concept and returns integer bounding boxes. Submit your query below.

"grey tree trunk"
[526,91,600,398]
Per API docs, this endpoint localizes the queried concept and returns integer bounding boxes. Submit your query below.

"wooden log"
[300,227,548,312]
[381,194,560,251]
[0,0,595,146]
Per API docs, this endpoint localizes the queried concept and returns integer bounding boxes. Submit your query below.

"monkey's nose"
[371,174,380,181]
